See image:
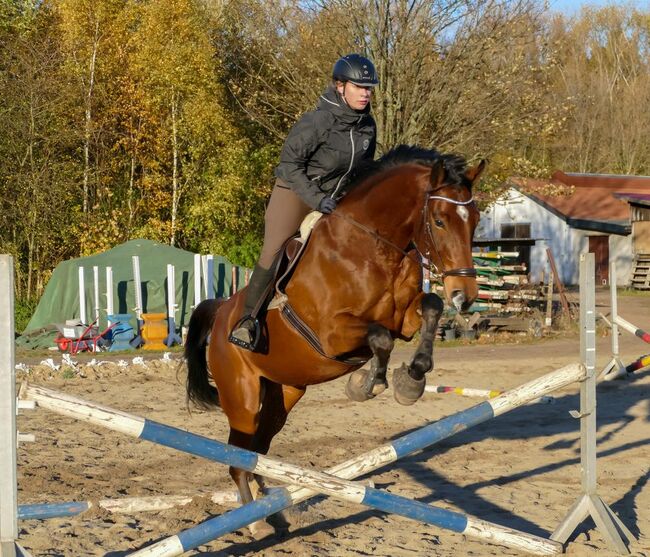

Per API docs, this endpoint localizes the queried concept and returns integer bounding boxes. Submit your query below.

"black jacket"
[274,86,376,209]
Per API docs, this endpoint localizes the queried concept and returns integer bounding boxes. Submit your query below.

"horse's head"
[420,156,485,312]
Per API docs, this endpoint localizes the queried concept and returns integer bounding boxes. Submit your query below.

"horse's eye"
[434,218,444,228]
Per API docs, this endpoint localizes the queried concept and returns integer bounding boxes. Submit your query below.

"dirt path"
[13,290,650,556]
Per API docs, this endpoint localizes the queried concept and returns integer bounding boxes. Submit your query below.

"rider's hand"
[318,197,337,214]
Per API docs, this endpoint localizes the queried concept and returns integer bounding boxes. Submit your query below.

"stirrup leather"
[228,315,261,352]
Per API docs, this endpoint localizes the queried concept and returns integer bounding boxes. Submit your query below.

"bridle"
[330,187,477,280]
[418,188,478,279]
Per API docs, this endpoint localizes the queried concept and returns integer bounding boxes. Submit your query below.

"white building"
[476,172,650,286]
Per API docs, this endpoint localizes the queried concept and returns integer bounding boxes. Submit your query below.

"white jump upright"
[0,255,18,557]
[92,266,100,326]
[131,256,144,347]
[552,253,633,552]
[192,254,201,310]
[601,261,627,379]
[78,266,87,325]
[202,255,214,300]
[165,264,181,347]
[601,261,650,380]
[106,267,114,324]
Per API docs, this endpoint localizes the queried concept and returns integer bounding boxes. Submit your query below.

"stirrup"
[228,315,261,352]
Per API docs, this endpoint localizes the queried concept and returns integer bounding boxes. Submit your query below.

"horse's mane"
[349,145,469,189]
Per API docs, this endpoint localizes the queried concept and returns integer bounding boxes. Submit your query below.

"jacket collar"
[317,85,371,124]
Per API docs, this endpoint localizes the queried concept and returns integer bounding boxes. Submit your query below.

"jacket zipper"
[332,116,362,198]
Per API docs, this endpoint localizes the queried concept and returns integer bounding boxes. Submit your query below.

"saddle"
[266,211,323,310]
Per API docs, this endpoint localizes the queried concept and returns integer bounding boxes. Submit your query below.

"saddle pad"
[268,211,324,311]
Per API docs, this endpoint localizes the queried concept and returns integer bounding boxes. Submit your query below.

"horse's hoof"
[345,369,376,402]
[392,363,425,406]
[249,519,276,540]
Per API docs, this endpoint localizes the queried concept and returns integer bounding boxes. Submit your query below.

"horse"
[184,145,484,537]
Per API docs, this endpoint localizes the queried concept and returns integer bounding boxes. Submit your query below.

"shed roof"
[508,171,650,234]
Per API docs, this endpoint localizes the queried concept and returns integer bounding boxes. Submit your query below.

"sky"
[550,0,645,15]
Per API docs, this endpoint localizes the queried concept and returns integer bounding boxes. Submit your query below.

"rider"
[229,53,379,350]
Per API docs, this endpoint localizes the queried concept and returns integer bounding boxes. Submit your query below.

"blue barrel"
[107,313,135,351]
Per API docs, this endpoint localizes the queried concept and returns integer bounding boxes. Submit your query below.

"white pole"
[93,266,100,326]
[78,267,86,325]
[231,266,237,296]
[0,255,18,557]
[193,254,201,309]
[167,264,176,322]
[601,261,628,380]
[106,267,114,324]
[166,265,181,346]
[203,255,214,300]
[132,256,143,320]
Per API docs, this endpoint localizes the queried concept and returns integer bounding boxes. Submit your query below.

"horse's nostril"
[451,290,465,311]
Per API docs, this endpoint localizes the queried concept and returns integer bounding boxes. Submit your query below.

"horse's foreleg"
[393,293,444,406]
[345,323,394,401]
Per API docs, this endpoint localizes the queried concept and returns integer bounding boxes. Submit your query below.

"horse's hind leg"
[249,381,305,534]
[393,293,443,405]
[345,323,393,401]
[220,370,274,540]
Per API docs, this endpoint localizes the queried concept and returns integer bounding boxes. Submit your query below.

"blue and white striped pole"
[18,491,240,520]
[22,364,583,556]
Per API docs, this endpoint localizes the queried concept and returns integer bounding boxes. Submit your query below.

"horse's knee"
[367,323,394,353]
[421,293,444,318]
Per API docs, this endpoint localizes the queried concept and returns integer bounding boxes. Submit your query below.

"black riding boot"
[228,263,275,350]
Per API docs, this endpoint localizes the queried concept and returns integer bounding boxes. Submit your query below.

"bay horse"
[184,146,484,537]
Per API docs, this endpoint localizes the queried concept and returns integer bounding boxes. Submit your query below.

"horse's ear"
[430,160,445,187]
[466,159,487,185]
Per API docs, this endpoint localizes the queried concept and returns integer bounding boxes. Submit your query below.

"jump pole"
[21,362,586,556]
[424,385,553,404]
[18,490,240,520]
[625,353,650,374]
[552,253,633,552]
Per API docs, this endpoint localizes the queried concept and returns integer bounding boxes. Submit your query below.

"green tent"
[19,239,247,348]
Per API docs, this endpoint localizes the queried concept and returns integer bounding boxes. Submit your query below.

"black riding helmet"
[332,54,379,87]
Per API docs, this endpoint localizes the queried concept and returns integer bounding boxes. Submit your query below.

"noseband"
[419,189,477,279]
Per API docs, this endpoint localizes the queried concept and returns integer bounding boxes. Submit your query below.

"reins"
[330,188,477,280]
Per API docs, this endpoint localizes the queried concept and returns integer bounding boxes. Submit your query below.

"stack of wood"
[470,251,543,314]
[429,250,551,339]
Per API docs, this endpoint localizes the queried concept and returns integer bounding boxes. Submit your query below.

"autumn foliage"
[1,0,649,301]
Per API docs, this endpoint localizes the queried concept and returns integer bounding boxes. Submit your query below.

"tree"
[547,6,650,174]
[218,0,565,195]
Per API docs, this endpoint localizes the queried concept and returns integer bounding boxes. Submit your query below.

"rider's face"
[337,81,373,111]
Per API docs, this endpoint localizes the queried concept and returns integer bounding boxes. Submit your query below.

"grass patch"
[618,288,650,297]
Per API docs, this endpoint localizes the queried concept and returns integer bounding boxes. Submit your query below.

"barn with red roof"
[477,171,650,286]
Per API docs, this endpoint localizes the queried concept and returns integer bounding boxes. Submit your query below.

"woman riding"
[229,53,379,350]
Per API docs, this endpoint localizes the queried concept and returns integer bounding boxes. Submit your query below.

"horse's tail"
[185,298,223,409]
